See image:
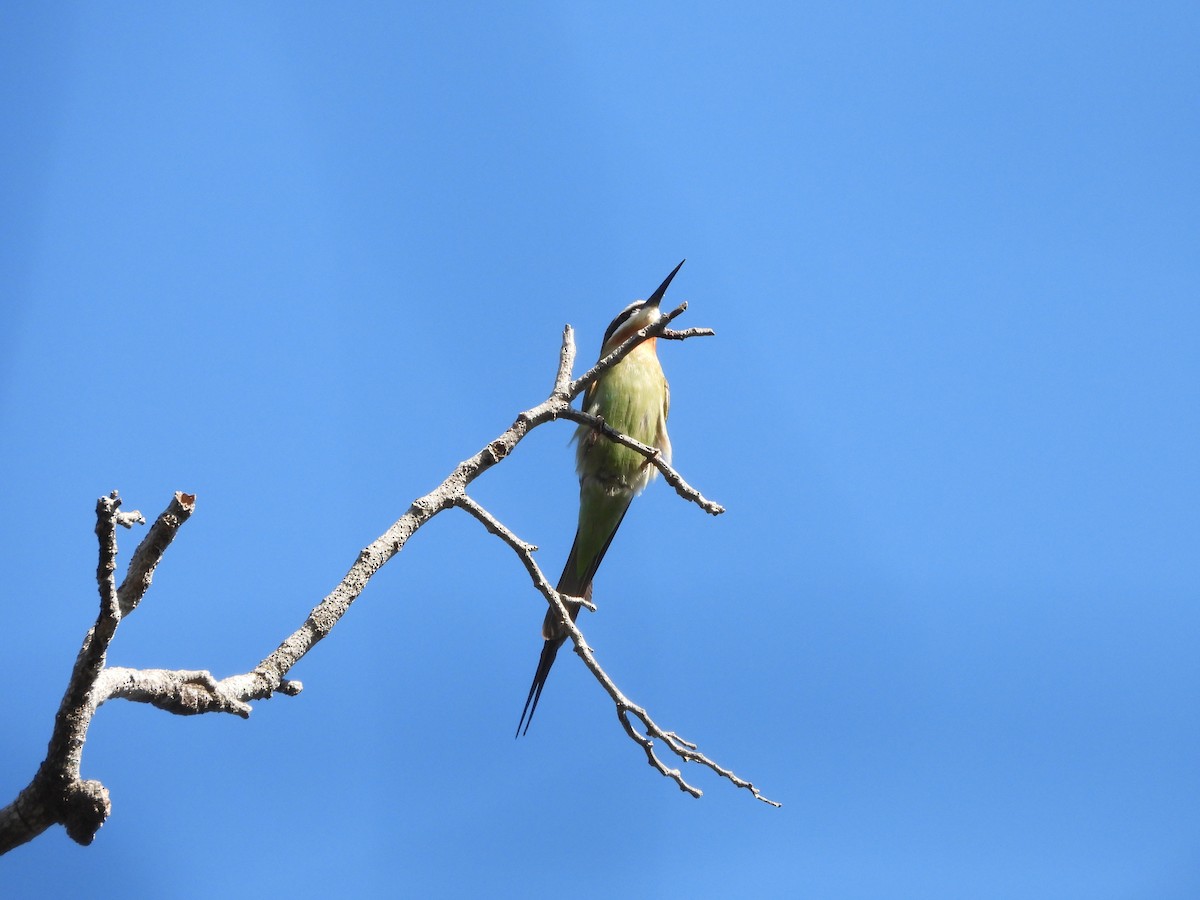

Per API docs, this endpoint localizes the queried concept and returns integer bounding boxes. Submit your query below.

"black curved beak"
[646,259,686,308]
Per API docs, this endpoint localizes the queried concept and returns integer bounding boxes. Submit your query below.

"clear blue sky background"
[2,3,1198,897]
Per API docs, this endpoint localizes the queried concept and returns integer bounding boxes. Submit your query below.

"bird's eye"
[602,302,644,347]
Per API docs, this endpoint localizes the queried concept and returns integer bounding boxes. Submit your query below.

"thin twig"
[557,408,726,516]
[459,499,779,806]
[566,302,692,399]
[455,495,595,613]
[117,492,195,617]
[660,326,716,341]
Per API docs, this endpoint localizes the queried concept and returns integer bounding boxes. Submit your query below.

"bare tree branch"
[454,494,596,614]
[97,667,254,717]
[117,492,194,617]
[557,408,726,515]
[565,301,691,399]
[0,302,776,853]
[660,325,716,341]
[458,494,778,806]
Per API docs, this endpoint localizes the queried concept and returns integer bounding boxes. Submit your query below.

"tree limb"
[457,494,779,806]
[557,408,725,515]
[0,301,777,853]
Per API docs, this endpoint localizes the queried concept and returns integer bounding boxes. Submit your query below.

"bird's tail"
[515,506,620,737]
[515,636,565,737]
[516,570,595,737]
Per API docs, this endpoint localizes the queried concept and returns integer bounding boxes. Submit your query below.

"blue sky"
[2,3,1198,896]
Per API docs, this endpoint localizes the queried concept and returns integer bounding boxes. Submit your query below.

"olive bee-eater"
[516,260,685,736]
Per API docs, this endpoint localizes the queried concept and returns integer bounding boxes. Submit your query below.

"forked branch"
[457,493,779,806]
[0,301,776,854]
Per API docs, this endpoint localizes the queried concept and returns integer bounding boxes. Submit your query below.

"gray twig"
[557,409,725,516]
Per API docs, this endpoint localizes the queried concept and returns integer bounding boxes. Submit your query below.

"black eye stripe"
[602,301,645,347]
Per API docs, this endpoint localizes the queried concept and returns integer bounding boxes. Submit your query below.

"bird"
[516,260,684,736]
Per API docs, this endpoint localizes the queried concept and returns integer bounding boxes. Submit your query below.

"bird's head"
[599,259,685,356]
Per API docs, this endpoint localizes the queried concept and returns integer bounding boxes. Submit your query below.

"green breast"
[578,346,668,489]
